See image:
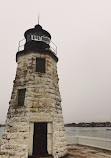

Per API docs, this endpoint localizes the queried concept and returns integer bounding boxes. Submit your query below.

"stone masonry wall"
[0,51,67,158]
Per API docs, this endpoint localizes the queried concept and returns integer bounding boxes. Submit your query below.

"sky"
[0,0,111,124]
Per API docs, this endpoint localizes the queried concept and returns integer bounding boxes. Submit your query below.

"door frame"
[28,122,53,156]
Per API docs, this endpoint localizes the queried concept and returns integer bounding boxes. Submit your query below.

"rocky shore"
[0,124,5,127]
[66,145,111,158]
[65,122,111,127]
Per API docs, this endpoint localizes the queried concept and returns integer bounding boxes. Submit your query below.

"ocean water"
[65,127,111,139]
[0,127,111,142]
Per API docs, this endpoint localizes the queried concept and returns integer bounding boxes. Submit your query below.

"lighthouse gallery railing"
[18,38,57,55]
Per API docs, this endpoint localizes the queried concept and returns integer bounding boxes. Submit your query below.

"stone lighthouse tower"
[0,24,67,158]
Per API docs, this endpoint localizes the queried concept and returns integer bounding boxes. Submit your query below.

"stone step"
[29,157,53,158]
[28,157,53,158]
[28,155,53,158]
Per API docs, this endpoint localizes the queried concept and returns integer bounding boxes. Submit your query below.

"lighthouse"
[0,24,67,158]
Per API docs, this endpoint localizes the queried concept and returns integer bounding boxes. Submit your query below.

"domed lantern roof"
[24,24,51,44]
[17,24,58,62]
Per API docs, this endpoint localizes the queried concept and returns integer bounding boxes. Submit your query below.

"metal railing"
[18,39,57,55]
[18,39,26,52]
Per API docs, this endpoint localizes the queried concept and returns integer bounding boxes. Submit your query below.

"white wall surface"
[67,136,111,151]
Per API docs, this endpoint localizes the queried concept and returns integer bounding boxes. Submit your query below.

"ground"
[66,145,111,158]
[0,143,111,157]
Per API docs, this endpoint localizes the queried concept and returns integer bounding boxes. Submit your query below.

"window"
[36,58,45,73]
[17,88,26,106]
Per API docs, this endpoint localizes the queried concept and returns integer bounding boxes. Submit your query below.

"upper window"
[17,88,26,106]
[36,58,45,73]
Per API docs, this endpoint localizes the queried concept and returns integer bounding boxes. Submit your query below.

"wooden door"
[33,122,47,156]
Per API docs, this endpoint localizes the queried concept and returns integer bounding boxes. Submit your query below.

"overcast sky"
[0,0,111,123]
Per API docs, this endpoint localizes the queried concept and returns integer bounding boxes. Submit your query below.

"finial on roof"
[38,14,40,24]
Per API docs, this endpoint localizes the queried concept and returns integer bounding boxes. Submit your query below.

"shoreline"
[65,122,111,128]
